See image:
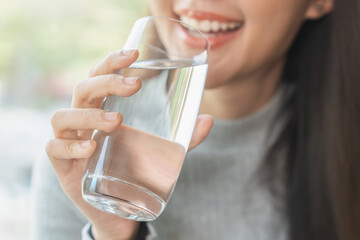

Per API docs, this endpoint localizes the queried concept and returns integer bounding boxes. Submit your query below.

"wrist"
[92,222,140,240]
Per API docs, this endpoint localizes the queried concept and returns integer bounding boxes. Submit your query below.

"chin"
[203,75,228,89]
[202,64,235,89]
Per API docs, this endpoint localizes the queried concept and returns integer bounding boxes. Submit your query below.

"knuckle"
[82,108,98,122]
[65,143,74,157]
[50,109,67,127]
[106,74,121,88]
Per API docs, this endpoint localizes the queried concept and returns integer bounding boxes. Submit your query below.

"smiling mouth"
[179,15,244,38]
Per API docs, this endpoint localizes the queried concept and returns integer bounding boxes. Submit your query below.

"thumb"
[188,114,214,151]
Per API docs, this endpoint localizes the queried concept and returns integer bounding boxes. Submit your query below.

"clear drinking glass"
[81,16,209,221]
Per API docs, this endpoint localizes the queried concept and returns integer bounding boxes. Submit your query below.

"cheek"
[205,0,309,88]
[241,1,309,68]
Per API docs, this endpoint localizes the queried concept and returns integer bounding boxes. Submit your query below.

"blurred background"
[0,0,147,238]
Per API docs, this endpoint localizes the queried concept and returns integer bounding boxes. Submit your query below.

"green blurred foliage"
[0,0,147,108]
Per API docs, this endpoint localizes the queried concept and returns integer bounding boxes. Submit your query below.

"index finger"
[89,49,139,77]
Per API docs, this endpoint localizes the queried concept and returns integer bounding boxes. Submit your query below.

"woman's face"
[148,0,331,88]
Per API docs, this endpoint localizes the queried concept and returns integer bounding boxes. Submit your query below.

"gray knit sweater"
[31,88,287,240]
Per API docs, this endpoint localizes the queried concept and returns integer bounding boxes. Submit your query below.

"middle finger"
[72,74,141,108]
[51,108,122,139]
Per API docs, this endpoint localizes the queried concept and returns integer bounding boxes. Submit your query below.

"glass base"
[82,174,165,221]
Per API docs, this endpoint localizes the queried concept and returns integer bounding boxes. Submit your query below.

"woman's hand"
[46,49,213,240]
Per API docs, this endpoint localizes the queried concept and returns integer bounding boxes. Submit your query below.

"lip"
[177,24,209,50]
[176,10,244,50]
[206,29,242,50]
[180,27,241,50]
[179,25,242,50]
[178,9,242,22]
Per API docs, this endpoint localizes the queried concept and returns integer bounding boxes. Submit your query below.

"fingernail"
[80,140,91,148]
[122,49,137,56]
[104,112,118,121]
[124,77,138,85]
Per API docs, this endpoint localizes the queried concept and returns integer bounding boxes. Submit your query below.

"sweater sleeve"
[31,150,88,240]
[81,222,158,240]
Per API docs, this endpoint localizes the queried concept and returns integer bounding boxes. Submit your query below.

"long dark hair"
[264,0,360,239]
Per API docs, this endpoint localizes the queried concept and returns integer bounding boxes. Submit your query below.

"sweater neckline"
[199,87,286,151]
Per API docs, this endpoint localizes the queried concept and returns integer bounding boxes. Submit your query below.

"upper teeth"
[180,15,242,33]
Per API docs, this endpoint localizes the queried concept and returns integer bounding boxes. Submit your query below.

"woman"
[32,0,360,239]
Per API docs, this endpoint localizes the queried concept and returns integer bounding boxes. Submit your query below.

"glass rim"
[124,16,209,65]
[139,15,210,52]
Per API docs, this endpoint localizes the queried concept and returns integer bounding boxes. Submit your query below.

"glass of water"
[82,16,209,221]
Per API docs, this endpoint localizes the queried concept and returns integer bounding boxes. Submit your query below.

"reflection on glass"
[82,17,209,221]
